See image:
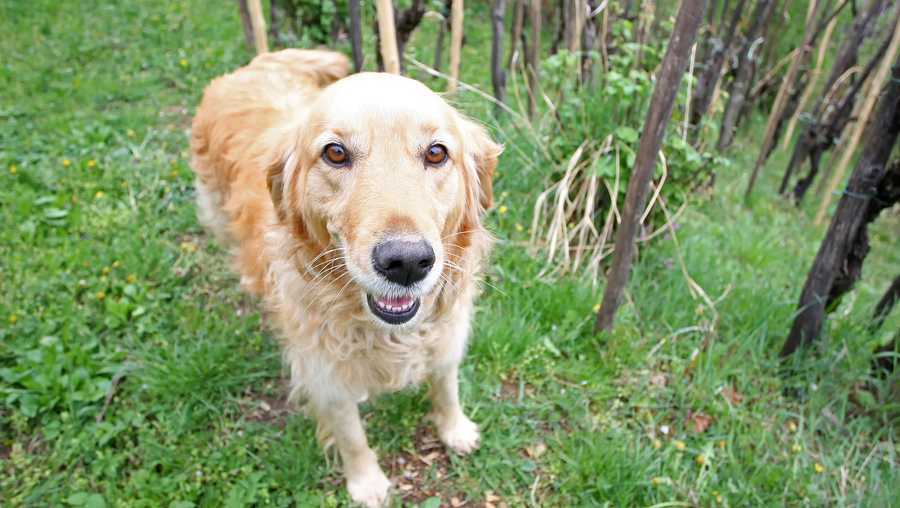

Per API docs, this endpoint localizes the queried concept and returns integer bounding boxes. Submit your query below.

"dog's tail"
[248,49,350,89]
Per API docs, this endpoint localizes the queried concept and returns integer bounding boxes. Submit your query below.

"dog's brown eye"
[425,144,448,165]
[323,143,349,166]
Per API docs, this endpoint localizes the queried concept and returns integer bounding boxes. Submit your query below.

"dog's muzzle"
[366,239,435,324]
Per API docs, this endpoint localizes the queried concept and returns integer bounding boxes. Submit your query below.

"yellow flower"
[498,205,508,215]
[718,440,726,450]
[112,260,121,268]
[814,463,825,474]
[673,440,686,451]
[102,266,111,275]
[126,274,137,284]
[63,159,71,167]
[95,191,105,199]
[592,303,601,313]
[695,454,706,466]
[179,58,189,67]
[716,493,723,503]
[9,164,17,174]
[180,241,197,253]
[96,291,106,301]
[651,477,664,487]
[127,129,136,138]
[515,223,524,232]
[792,444,802,453]
[788,421,798,433]
[8,314,17,324]
[87,159,97,168]
[170,170,178,178]
[500,191,509,199]
[652,439,662,450]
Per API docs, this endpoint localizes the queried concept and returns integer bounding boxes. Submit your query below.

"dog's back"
[190,50,349,293]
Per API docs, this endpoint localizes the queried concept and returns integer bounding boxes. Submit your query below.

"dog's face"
[268,73,500,327]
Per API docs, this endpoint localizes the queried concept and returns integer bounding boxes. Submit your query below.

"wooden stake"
[491,0,508,109]
[247,0,268,54]
[781,15,838,151]
[448,0,464,92]
[349,0,364,72]
[507,0,525,69]
[376,0,401,74]
[595,0,707,332]
[569,0,585,53]
[526,0,541,117]
[782,62,900,357]
[744,0,821,201]
[815,17,900,224]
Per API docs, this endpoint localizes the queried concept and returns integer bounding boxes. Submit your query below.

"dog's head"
[267,73,500,327]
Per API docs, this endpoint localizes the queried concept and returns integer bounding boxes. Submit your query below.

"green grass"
[2,1,898,507]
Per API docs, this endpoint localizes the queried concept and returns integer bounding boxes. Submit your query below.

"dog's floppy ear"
[266,149,311,241]
[266,150,293,224]
[460,117,502,213]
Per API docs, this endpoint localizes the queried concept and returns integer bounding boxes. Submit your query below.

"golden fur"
[190,49,499,506]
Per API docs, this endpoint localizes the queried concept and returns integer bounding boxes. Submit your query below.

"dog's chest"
[336,325,442,394]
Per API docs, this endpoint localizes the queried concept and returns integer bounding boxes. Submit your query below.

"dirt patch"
[496,374,535,403]
[160,104,192,129]
[382,425,513,507]
[238,381,293,428]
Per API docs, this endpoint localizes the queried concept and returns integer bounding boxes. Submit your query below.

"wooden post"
[779,0,888,195]
[781,16,838,151]
[448,0,465,92]
[526,0,541,117]
[781,61,900,358]
[569,0,585,53]
[815,16,900,224]
[595,0,707,332]
[237,0,255,51]
[690,0,746,135]
[247,0,268,54]
[376,0,401,74]
[491,0,508,110]
[508,0,525,69]
[349,0,364,72]
[434,0,451,72]
[872,274,900,332]
[744,0,822,201]
[717,0,775,150]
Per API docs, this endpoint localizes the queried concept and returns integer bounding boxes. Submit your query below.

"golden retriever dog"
[190,49,500,506]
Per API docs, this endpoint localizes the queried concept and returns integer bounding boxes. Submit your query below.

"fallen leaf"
[420,451,440,465]
[687,411,713,433]
[525,441,547,458]
[721,385,743,405]
[450,497,465,507]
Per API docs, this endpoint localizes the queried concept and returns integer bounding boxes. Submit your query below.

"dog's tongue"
[376,295,415,307]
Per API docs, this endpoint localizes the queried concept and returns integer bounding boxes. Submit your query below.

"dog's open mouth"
[366,294,420,325]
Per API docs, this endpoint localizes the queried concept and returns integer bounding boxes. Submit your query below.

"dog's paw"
[347,468,391,508]
[436,415,480,455]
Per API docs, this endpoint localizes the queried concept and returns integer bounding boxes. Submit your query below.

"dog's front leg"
[428,364,480,454]
[311,397,390,507]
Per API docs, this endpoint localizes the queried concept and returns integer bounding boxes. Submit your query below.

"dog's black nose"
[372,240,435,286]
